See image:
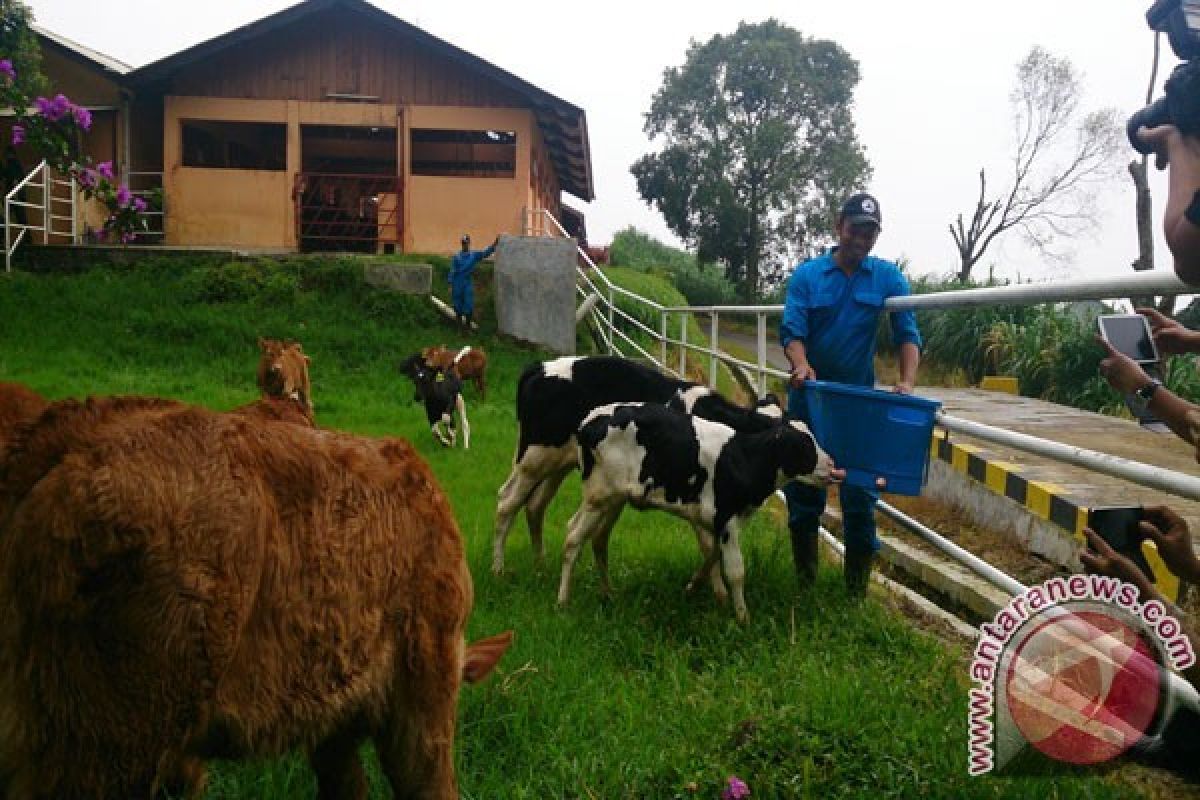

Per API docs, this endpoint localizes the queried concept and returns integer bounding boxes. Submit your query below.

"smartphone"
[1088,506,1156,583]
[1097,314,1160,364]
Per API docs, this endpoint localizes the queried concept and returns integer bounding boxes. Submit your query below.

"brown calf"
[231,394,316,427]
[256,337,313,414]
[0,395,510,799]
[421,344,487,400]
[0,381,47,458]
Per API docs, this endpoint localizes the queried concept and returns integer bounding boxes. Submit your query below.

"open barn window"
[182,120,286,170]
[410,129,515,178]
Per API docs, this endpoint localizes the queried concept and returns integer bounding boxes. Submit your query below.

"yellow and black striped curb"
[929,430,1181,602]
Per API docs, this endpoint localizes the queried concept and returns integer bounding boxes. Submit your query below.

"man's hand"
[788,362,816,388]
[1140,506,1200,583]
[1080,528,1157,601]
[1136,306,1200,356]
[1096,335,1152,394]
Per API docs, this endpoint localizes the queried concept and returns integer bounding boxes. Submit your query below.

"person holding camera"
[1081,506,1200,687]
[779,192,922,596]
[448,233,498,330]
[1097,335,1200,460]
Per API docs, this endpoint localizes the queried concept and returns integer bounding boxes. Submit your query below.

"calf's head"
[257,338,312,411]
[776,420,838,487]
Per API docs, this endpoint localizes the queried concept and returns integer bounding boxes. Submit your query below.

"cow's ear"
[463,630,514,683]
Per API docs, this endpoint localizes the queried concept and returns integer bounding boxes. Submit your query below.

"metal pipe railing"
[938,412,1200,503]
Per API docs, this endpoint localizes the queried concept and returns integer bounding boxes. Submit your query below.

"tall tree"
[0,0,45,99]
[631,19,870,299]
[949,46,1121,282]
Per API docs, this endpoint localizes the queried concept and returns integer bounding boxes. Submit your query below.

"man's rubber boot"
[845,550,875,598]
[789,524,819,585]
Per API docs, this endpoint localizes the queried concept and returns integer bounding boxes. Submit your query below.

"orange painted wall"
[404,105,531,254]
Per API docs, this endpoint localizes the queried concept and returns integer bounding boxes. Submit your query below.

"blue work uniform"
[778,248,922,557]
[449,243,495,316]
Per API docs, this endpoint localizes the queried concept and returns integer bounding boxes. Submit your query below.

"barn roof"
[124,0,594,201]
[33,23,131,76]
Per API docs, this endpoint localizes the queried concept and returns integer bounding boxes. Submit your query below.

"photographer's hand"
[1095,336,1152,394]
[1136,306,1200,355]
[1081,528,1159,603]
[1140,506,1200,584]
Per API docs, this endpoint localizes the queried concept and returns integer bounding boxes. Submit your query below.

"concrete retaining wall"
[494,235,577,354]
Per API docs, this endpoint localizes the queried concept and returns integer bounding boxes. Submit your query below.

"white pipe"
[939,412,1200,502]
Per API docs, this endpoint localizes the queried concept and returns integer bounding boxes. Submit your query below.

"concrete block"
[494,235,577,354]
[980,375,1019,394]
[364,262,432,294]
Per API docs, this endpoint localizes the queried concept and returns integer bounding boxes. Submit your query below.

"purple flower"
[95,161,115,180]
[133,196,147,213]
[10,124,23,146]
[722,776,750,800]
[71,104,92,132]
[34,94,71,122]
[120,231,135,244]
[76,168,96,189]
[0,59,14,82]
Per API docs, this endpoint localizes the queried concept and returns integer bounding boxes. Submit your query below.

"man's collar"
[822,247,874,273]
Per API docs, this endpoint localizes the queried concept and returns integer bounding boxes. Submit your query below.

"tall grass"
[0,257,1147,799]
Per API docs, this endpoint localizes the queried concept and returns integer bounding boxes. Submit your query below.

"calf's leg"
[589,505,624,597]
[310,729,368,800]
[524,466,571,564]
[718,523,749,624]
[686,522,728,603]
[494,464,545,574]
[455,394,469,449]
[558,500,611,607]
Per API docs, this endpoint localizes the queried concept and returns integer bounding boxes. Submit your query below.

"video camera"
[1127,0,1200,155]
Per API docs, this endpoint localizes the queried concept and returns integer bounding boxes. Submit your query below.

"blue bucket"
[800,381,942,496]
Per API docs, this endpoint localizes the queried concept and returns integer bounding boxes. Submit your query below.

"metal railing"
[126,171,165,242]
[522,206,1200,532]
[5,159,78,271]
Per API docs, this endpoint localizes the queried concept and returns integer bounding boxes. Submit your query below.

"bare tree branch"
[949,46,1121,281]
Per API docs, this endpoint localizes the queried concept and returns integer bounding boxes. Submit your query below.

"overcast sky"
[24,0,1180,282]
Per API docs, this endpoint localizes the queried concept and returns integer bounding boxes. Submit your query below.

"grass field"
[0,256,1155,798]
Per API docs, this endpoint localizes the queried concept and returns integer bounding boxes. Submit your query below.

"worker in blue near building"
[449,233,498,330]
[778,192,922,597]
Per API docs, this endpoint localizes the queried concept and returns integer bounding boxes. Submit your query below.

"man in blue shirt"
[778,193,922,596]
[449,234,498,330]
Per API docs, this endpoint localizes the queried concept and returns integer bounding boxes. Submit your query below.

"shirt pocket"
[808,291,837,331]
[853,290,884,309]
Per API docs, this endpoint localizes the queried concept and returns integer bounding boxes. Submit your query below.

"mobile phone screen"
[1098,315,1158,363]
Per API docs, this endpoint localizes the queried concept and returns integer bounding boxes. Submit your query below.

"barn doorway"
[296,125,400,252]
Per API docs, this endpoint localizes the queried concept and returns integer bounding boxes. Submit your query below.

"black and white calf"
[399,355,470,448]
[492,355,783,574]
[557,402,838,623]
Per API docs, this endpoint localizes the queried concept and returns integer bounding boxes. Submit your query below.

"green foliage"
[631,18,870,299]
[608,227,741,307]
[0,0,45,98]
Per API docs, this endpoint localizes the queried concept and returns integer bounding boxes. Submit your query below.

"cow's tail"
[463,630,514,684]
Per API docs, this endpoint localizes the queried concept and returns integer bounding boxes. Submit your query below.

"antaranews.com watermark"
[967,574,1196,775]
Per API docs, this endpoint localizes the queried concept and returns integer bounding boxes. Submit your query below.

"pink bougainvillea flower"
[0,59,14,82]
[133,196,147,213]
[33,94,70,122]
[76,167,95,189]
[71,104,92,132]
[115,185,132,207]
[722,776,750,800]
[11,124,23,146]
[95,161,114,180]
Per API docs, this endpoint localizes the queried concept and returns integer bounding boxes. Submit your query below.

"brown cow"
[0,395,511,799]
[231,394,316,427]
[256,337,313,414]
[0,381,47,458]
[421,344,488,400]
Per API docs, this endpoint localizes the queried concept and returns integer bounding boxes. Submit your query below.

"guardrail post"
[70,174,78,244]
[709,311,719,389]
[606,286,615,355]
[756,312,767,398]
[4,198,10,273]
[679,313,688,377]
[42,165,49,243]
[660,310,668,370]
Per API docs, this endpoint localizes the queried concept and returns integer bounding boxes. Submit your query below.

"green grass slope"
[0,257,1146,799]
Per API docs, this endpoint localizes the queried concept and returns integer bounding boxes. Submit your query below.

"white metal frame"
[5,159,80,271]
